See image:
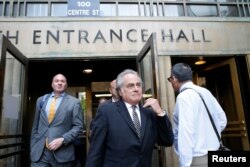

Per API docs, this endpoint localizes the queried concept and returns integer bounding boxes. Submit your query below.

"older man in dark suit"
[86,69,173,167]
[30,74,84,167]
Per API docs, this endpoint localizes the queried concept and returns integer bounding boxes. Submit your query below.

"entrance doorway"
[171,56,250,151]
[27,58,137,166]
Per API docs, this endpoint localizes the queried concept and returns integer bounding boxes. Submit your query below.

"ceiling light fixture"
[95,94,111,97]
[83,69,93,74]
[195,56,206,65]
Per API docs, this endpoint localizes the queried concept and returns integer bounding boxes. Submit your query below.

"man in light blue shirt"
[168,63,227,167]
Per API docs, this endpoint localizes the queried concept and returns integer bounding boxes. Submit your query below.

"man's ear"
[172,75,176,81]
[118,89,122,96]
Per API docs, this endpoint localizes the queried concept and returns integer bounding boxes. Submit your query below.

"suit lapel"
[139,105,147,140]
[41,96,49,124]
[116,101,139,138]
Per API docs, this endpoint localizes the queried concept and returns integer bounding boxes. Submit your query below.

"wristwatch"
[162,110,169,117]
[162,110,166,115]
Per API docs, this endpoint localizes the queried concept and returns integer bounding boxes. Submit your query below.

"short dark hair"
[171,63,193,82]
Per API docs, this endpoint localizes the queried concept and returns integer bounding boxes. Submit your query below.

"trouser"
[191,155,208,167]
[31,148,74,167]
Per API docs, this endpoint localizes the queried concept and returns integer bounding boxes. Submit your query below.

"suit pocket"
[30,139,44,162]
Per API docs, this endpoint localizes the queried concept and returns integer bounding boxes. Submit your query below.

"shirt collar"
[179,81,194,92]
[51,92,65,98]
[124,102,139,109]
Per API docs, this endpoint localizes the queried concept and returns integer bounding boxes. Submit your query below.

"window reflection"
[187,5,218,17]
[100,3,116,16]
[0,3,2,16]
[4,2,9,16]
[26,3,48,16]
[153,3,163,16]
[51,3,67,16]
[13,2,19,16]
[244,5,250,16]
[220,5,239,17]
[164,4,184,16]
[118,3,139,16]
[140,3,150,16]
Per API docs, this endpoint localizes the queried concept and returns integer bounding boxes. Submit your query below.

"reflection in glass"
[0,52,24,166]
[140,51,153,100]
[187,5,218,17]
[118,4,139,16]
[78,92,86,126]
[143,89,152,99]
[153,3,163,16]
[12,2,25,16]
[164,4,184,16]
[19,3,25,16]
[0,3,2,16]
[244,5,250,16]
[26,3,48,16]
[220,5,239,17]
[140,3,150,16]
[51,3,67,16]
[100,3,116,16]
[4,2,10,16]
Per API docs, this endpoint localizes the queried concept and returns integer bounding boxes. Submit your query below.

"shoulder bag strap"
[181,88,222,143]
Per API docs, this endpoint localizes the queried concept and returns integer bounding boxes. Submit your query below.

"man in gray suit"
[30,74,84,167]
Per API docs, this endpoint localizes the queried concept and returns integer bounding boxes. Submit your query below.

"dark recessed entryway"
[28,58,137,89]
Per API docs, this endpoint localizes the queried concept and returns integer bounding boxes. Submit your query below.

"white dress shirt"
[173,82,227,167]
[124,102,141,125]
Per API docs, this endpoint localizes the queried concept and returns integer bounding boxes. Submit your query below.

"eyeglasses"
[167,76,173,82]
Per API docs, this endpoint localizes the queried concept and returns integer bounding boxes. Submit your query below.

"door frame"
[0,35,29,166]
[197,57,249,150]
[136,33,164,167]
[136,33,160,100]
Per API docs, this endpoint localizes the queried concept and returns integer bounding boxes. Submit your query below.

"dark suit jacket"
[86,100,173,167]
[89,98,113,141]
[30,93,84,163]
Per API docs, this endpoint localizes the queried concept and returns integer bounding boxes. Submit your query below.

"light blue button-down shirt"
[45,92,65,117]
[173,82,227,167]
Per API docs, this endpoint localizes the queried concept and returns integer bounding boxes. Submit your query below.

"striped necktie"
[131,105,141,138]
[48,96,58,123]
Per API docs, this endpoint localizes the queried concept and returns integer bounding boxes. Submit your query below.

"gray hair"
[171,63,193,82]
[116,69,142,92]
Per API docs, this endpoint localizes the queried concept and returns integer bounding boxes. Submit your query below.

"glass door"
[136,33,162,167]
[136,33,160,101]
[0,35,28,167]
[196,57,250,151]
